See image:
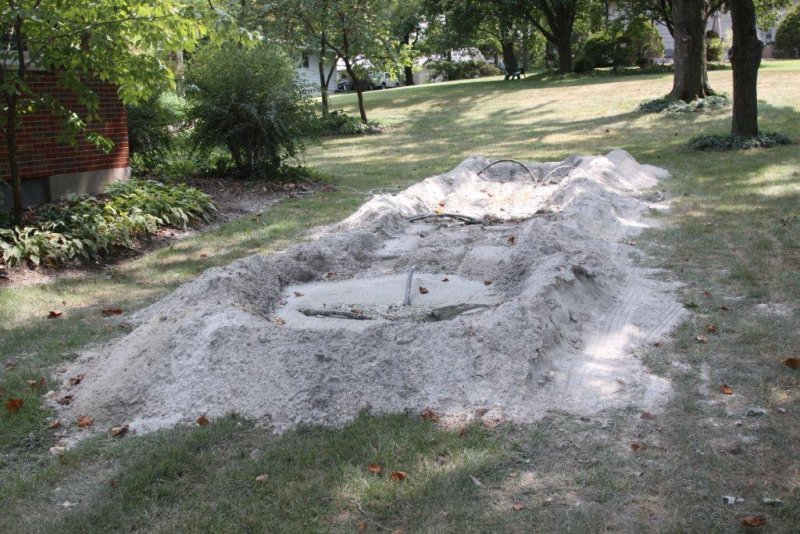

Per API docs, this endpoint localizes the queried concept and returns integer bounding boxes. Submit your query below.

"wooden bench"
[503,66,525,80]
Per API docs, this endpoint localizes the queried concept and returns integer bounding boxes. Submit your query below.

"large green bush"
[579,32,617,70]
[187,45,317,178]
[775,3,800,58]
[426,59,484,80]
[706,31,725,62]
[615,18,664,67]
[127,91,187,171]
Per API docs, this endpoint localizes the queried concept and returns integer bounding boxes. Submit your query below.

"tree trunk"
[556,34,572,73]
[669,0,707,101]
[404,65,414,86]
[501,39,518,70]
[404,33,415,85]
[729,0,762,137]
[343,59,368,123]
[318,38,330,116]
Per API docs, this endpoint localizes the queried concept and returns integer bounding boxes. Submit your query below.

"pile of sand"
[54,150,684,436]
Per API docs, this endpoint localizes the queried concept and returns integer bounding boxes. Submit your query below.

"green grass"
[2,61,800,532]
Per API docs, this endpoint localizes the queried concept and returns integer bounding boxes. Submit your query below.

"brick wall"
[0,72,129,186]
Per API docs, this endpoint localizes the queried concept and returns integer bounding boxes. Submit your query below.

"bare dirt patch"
[53,151,686,439]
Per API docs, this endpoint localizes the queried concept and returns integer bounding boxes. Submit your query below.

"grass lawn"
[1,62,799,532]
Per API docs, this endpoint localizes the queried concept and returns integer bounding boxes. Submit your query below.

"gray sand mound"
[54,150,685,436]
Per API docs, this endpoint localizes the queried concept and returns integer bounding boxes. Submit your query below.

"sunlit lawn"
[1,61,799,532]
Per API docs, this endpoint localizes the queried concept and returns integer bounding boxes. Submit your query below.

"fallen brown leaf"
[441,277,449,282]
[474,407,489,418]
[326,272,336,279]
[630,442,643,452]
[438,201,446,208]
[356,522,368,533]
[703,290,712,297]
[640,411,656,420]
[48,419,61,429]
[696,335,708,343]
[197,415,210,426]
[483,280,492,286]
[720,384,734,395]
[47,311,63,319]
[255,474,269,483]
[110,424,129,437]
[77,416,94,428]
[783,358,800,369]
[512,502,526,511]
[390,471,408,481]
[507,236,516,245]
[421,407,440,422]
[469,475,482,487]
[741,515,767,527]
[368,463,383,475]
[101,308,123,317]
[705,323,717,333]
[27,378,45,389]
[720,304,731,311]
[294,291,304,297]
[57,395,73,405]
[68,374,84,386]
[652,341,663,347]
[436,455,447,466]
[419,287,429,294]
[5,398,23,413]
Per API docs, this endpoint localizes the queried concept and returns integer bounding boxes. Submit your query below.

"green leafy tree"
[775,2,800,57]
[0,0,248,225]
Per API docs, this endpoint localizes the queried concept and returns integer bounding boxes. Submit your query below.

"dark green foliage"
[573,56,595,73]
[478,63,503,76]
[637,94,731,113]
[579,32,617,69]
[706,31,725,61]
[318,110,382,135]
[0,181,216,267]
[614,17,664,67]
[775,3,800,58]
[187,45,317,179]
[688,132,792,151]
[127,92,188,172]
[426,59,484,80]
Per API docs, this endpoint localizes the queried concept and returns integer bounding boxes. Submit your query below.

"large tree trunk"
[729,0,763,137]
[669,0,708,101]
[404,33,415,85]
[556,33,572,73]
[501,39,518,70]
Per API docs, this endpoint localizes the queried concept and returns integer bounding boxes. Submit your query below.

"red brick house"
[0,71,130,210]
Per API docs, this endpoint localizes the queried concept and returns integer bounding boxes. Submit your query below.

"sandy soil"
[53,151,686,440]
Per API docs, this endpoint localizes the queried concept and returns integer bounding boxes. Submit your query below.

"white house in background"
[412,48,489,85]
[293,48,338,93]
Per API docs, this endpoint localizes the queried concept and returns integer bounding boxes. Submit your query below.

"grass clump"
[0,180,216,268]
[688,131,792,151]
[318,110,383,136]
[637,94,731,113]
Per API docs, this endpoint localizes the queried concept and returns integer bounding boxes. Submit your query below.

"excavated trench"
[53,151,686,438]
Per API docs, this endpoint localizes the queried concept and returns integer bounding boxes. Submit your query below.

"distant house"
[0,70,129,210]
[293,47,338,93]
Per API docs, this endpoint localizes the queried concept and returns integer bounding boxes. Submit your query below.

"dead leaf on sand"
[783,358,800,369]
[197,415,210,426]
[110,424,129,437]
[77,416,94,428]
[421,407,440,422]
[419,287,429,294]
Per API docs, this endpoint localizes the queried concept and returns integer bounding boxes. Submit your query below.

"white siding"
[295,50,338,93]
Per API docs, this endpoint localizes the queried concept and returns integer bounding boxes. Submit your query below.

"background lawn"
[1,62,799,532]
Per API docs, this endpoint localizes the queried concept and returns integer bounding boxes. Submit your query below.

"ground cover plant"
[0,180,215,267]
[1,61,799,532]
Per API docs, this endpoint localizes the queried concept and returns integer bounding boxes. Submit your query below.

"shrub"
[580,32,617,69]
[127,91,188,172]
[426,59,483,80]
[317,110,381,136]
[187,44,317,179]
[706,31,725,62]
[573,56,595,73]
[0,181,216,267]
[775,3,800,58]
[615,17,664,67]
[478,63,503,77]
[637,95,730,113]
[688,132,791,151]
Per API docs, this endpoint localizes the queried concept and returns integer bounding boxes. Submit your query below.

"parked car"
[368,71,401,89]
